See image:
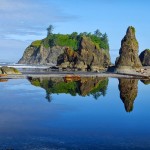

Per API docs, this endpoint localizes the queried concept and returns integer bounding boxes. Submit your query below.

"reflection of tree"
[89,79,108,100]
[28,77,108,101]
[45,91,52,102]
[118,78,138,112]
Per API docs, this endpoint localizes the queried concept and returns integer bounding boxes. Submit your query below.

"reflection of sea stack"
[116,26,142,73]
[118,78,138,112]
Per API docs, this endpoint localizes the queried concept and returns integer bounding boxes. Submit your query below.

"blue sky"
[0,0,150,63]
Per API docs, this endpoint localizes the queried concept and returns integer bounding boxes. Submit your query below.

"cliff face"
[116,26,142,71]
[139,49,150,66]
[57,37,110,70]
[18,43,65,65]
[18,35,110,70]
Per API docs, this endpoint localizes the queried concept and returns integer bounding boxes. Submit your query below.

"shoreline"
[0,71,149,79]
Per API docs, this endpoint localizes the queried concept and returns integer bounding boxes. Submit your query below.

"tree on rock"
[94,29,102,37]
[47,25,54,36]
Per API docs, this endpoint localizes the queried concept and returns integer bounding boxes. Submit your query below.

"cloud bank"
[0,0,77,41]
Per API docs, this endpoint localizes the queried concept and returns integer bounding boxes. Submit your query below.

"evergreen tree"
[94,29,102,37]
[47,25,54,36]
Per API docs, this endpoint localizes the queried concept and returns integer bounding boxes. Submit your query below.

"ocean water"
[0,77,150,150]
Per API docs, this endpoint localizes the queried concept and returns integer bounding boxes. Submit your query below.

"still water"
[0,77,150,150]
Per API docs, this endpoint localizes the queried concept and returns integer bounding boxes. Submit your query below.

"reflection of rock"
[28,77,108,101]
[116,26,142,73]
[139,49,150,66]
[0,79,8,82]
[141,79,150,85]
[79,77,108,97]
[64,75,81,82]
[118,78,138,112]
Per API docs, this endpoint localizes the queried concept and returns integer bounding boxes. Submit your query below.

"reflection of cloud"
[0,0,77,40]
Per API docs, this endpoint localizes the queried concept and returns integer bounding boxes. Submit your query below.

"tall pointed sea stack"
[116,26,142,72]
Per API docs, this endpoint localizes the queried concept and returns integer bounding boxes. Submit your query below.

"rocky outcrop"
[18,36,110,70]
[115,26,142,73]
[18,41,65,65]
[0,66,21,75]
[57,36,110,71]
[139,49,150,66]
[118,78,138,112]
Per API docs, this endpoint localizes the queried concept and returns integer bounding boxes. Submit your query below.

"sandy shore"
[0,66,149,79]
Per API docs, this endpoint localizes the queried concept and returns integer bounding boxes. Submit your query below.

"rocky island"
[18,28,110,71]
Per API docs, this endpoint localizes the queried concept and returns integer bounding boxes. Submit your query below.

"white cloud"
[0,0,77,41]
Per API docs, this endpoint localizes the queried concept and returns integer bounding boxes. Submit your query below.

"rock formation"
[18,41,65,65]
[57,36,110,71]
[139,49,150,66]
[115,26,142,72]
[18,35,110,71]
[118,78,138,112]
[0,66,21,75]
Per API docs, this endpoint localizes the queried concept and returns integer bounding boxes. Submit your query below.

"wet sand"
[0,66,150,79]
[0,71,149,79]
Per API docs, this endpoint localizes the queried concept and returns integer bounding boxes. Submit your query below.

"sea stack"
[115,26,142,73]
[139,49,150,66]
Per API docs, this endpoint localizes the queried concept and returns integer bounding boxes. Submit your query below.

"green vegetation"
[44,33,79,50]
[130,26,136,34]
[90,79,109,99]
[53,81,79,96]
[31,40,42,47]
[42,30,109,50]
[33,25,109,51]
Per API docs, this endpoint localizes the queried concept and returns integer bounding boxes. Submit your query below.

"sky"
[0,0,150,63]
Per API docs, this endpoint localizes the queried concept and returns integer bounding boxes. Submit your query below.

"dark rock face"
[57,37,110,71]
[116,26,142,71]
[139,49,150,66]
[118,78,138,112]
